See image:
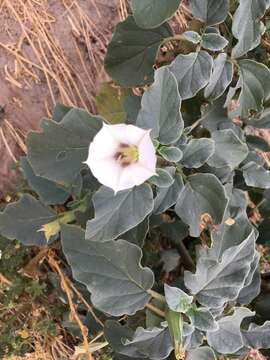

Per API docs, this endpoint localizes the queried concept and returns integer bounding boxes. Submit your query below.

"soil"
[0,0,123,198]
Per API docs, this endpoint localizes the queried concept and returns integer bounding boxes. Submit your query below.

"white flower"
[85,123,157,192]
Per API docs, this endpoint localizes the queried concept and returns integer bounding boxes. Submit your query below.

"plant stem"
[145,303,165,318]
[178,240,196,272]
[147,289,166,303]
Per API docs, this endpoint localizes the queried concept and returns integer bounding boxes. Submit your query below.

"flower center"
[115,144,139,166]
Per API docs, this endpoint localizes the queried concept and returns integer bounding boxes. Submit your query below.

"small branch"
[147,289,166,303]
[145,303,166,318]
[178,240,196,272]
[47,251,93,360]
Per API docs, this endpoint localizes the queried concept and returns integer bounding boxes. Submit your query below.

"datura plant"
[2,0,270,359]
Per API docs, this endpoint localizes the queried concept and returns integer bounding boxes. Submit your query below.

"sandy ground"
[0,0,124,197]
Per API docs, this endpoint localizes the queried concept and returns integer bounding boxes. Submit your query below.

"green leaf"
[186,347,217,360]
[184,231,256,308]
[249,108,270,128]
[52,103,72,123]
[207,129,248,169]
[85,184,154,242]
[190,0,229,25]
[137,67,184,145]
[96,82,131,123]
[232,0,269,58]
[164,284,193,313]
[27,108,103,185]
[169,51,213,100]
[175,173,228,237]
[120,217,149,247]
[158,146,183,162]
[201,33,228,51]
[150,168,175,188]
[0,194,56,246]
[131,0,181,29]
[105,321,173,360]
[204,53,233,100]
[201,96,230,131]
[124,95,141,124]
[236,60,270,118]
[153,170,184,214]
[21,157,69,206]
[242,321,270,349]
[186,307,218,332]
[184,329,204,351]
[62,225,154,316]
[181,138,215,169]
[182,31,202,44]
[207,307,254,354]
[242,162,270,189]
[104,16,173,87]
[237,252,261,305]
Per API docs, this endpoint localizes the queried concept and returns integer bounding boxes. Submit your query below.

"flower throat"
[115,144,139,166]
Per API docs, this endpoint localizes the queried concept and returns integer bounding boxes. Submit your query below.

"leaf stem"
[147,289,166,303]
[178,240,196,272]
[145,303,165,318]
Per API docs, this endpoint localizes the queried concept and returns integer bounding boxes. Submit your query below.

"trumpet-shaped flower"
[85,123,157,192]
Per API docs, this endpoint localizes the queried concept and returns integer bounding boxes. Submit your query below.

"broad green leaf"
[153,170,184,214]
[207,307,254,354]
[232,0,269,58]
[184,231,256,308]
[52,103,72,123]
[182,31,202,44]
[201,33,228,51]
[201,96,231,131]
[96,82,131,123]
[120,217,149,247]
[236,60,270,118]
[237,252,261,305]
[190,0,229,25]
[242,162,270,189]
[27,108,103,185]
[137,67,184,144]
[104,16,173,87]
[186,347,217,360]
[181,138,215,169]
[131,0,181,29]
[249,108,270,128]
[0,194,56,246]
[124,95,141,124]
[175,173,228,237]
[200,189,254,261]
[158,146,183,162]
[160,219,189,244]
[183,329,204,351]
[62,225,154,316]
[242,322,270,349]
[204,53,233,100]
[21,157,69,206]
[85,184,154,242]
[104,321,173,359]
[150,168,174,188]
[186,307,218,332]
[164,284,193,313]
[207,129,248,169]
[169,51,213,100]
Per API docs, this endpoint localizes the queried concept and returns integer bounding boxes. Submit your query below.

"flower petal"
[138,131,157,173]
[89,157,123,191]
[116,163,155,192]
[105,123,147,145]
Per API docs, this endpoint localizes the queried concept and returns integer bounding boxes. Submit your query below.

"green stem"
[178,240,196,272]
[145,303,166,318]
[147,289,166,303]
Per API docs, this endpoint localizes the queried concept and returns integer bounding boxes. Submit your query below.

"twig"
[145,303,166,318]
[47,251,93,360]
[148,289,166,303]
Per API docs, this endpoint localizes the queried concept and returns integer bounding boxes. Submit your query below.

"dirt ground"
[0,0,127,198]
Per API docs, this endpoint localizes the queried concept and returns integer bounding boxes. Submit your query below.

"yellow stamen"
[116,144,139,166]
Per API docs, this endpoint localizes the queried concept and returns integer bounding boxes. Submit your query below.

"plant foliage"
[1,0,270,359]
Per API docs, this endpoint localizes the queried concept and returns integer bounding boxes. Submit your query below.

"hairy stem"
[145,303,166,318]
